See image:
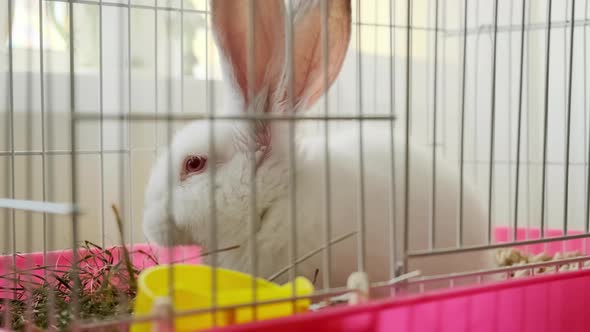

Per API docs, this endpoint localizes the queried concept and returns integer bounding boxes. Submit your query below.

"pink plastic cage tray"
[0,244,202,301]
[1,227,589,332]
[210,227,590,332]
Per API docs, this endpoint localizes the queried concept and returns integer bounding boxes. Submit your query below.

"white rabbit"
[142,0,494,288]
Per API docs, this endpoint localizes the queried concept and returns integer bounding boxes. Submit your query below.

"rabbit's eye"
[182,156,207,179]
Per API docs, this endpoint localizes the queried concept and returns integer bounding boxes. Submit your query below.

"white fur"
[142,0,494,288]
[143,120,494,287]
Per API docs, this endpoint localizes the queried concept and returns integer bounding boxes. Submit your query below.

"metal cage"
[2,0,590,330]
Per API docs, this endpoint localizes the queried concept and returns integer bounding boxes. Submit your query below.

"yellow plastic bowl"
[130,264,314,332]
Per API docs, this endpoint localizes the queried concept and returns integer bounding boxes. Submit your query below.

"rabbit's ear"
[211,0,285,106]
[280,0,352,109]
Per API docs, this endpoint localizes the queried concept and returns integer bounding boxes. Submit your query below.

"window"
[2,0,449,85]
[10,0,68,51]
[2,0,222,79]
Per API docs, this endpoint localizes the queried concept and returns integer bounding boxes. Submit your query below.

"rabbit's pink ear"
[284,0,352,109]
[211,0,285,106]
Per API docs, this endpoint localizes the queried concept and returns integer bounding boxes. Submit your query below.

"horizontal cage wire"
[2,0,590,331]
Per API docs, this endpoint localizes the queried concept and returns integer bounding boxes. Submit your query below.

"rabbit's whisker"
[268,231,357,282]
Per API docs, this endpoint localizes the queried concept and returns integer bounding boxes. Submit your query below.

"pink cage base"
[494,226,590,255]
[1,227,589,332]
[211,227,590,332]
[212,269,590,332]
[0,244,201,300]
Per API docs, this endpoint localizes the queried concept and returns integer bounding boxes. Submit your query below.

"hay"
[495,247,590,278]
[0,205,240,331]
[0,205,148,331]
[0,242,144,330]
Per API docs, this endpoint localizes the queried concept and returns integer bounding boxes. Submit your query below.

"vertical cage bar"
[320,0,332,289]
[126,0,134,252]
[424,1,432,152]
[180,0,184,114]
[154,0,159,160]
[285,0,298,313]
[540,0,553,239]
[40,0,48,265]
[514,0,527,242]
[403,0,412,274]
[8,0,17,288]
[356,0,367,273]
[205,0,219,326]
[118,0,127,254]
[563,0,576,235]
[49,1,61,327]
[430,0,440,250]
[116,5,127,314]
[39,1,57,328]
[508,0,515,240]
[68,0,81,320]
[246,0,260,320]
[440,0,447,158]
[586,0,590,236]
[1,87,9,326]
[163,0,176,327]
[388,0,399,279]
[3,0,16,328]
[564,1,570,136]
[524,0,532,247]
[458,0,468,247]
[24,0,35,325]
[113,0,132,313]
[472,0,481,183]
[99,0,106,247]
[487,0,499,244]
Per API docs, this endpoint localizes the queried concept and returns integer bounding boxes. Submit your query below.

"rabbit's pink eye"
[183,156,207,178]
